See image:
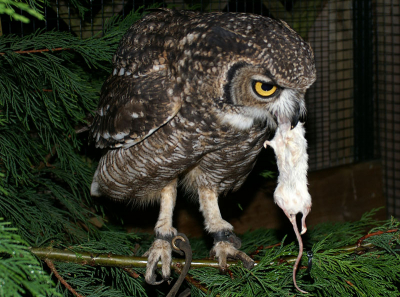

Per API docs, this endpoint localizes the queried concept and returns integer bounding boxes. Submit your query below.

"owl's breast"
[178,111,270,195]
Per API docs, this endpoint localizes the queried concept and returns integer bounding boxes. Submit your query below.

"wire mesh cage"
[1,0,399,217]
[375,0,400,217]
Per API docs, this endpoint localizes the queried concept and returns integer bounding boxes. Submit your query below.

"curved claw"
[211,241,255,274]
[144,239,172,285]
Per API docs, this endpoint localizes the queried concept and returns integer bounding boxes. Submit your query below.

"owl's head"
[220,62,310,130]
[185,13,317,130]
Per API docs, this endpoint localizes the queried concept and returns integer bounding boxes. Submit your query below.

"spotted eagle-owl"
[90,8,316,284]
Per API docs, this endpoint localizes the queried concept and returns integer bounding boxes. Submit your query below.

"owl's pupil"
[261,83,273,91]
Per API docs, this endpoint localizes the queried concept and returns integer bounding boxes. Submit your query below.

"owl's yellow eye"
[253,81,277,97]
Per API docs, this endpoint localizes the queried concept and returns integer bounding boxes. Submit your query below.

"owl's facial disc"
[221,64,305,130]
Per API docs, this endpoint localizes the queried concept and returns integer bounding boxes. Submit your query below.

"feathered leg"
[144,179,177,285]
[198,188,254,272]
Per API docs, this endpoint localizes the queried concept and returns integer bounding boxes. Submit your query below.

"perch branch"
[31,241,376,270]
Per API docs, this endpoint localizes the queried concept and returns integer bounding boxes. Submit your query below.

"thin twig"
[186,273,215,295]
[34,121,90,170]
[45,258,85,297]
[0,47,69,56]
[356,229,398,247]
[32,89,53,93]
[42,89,53,92]
[123,267,141,278]
[250,242,282,258]
[36,146,57,170]
[174,263,214,296]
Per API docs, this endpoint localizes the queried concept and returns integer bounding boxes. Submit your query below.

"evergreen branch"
[29,217,399,297]
[0,219,59,296]
[0,176,96,245]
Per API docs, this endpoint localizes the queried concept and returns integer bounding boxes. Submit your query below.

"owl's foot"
[210,230,255,273]
[143,234,174,285]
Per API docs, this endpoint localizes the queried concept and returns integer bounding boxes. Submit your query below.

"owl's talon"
[144,238,173,285]
[235,250,256,270]
[211,230,254,270]
[211,230,242,249]
[219,266,227,275]
[210,240,255,273]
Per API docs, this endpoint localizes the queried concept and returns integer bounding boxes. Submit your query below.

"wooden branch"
[32,247,230,269]
[123,267,140,278]
[31,241,376,270]
[174,263,212,296]
[45,258,85,297]
[33,89,53,92]
[250,242,281,258]
[356,229,398,247]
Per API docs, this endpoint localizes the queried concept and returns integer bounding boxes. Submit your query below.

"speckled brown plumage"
[90,8,316,285]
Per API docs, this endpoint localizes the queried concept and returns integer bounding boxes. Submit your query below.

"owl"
[90,8,316,285]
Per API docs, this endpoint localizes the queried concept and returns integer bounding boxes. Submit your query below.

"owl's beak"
[290,107,300,130]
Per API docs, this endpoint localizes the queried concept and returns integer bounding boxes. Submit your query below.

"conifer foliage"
[0,1,145,243]
[0,1,149,295]
[1,2,400,297]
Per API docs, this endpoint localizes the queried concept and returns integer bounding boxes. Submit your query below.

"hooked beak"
[273,102,305,128]
[290,105,300,130]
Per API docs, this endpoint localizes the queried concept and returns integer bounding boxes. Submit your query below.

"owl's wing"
[91,73,181,149]
[90,9,184,149]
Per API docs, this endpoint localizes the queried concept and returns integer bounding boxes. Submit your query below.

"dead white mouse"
[264,117,312,294]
